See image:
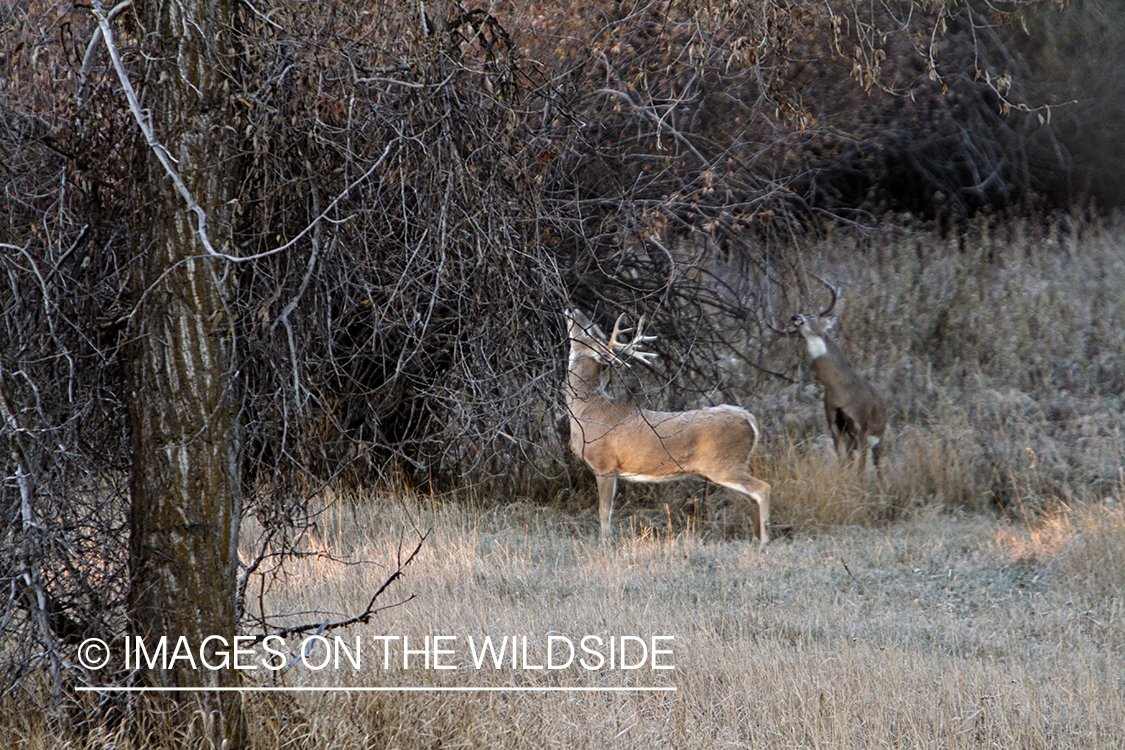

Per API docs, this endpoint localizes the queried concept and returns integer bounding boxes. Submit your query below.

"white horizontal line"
[76,686,676,693]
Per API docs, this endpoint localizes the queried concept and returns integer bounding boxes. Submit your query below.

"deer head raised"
[565,308,771,542]
[771,277,887,474]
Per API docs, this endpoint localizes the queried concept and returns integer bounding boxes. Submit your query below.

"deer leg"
[870,436,884,479]
[754,482,772,546]
[856,429,869,482]
[828,427,845,465]
[714,473,771,546]
[826,405,843,463]
[596,474,618,538]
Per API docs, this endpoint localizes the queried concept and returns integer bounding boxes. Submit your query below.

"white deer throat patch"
[804,336,828,360]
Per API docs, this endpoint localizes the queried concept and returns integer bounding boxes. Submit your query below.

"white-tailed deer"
[565,308,771,543]
[773,278,887,473]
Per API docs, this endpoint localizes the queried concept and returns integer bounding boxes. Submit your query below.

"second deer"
[776,278,887,474]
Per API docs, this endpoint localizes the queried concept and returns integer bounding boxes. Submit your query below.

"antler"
[607,313,658,365]
[765,273,839,334]
[764,289,797,336]
[764,304,796,335]
[810,273,839,317]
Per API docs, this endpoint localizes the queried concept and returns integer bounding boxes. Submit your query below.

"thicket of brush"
[8,0,1125,501]
[5,0,1124,508]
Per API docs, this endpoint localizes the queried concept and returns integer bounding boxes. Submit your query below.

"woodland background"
[3,0,1125,746]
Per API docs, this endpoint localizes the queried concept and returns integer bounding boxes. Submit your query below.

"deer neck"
[802,326,849,363]
[566,352,611,408]
[808,337,859,390]
[802,331,829,361]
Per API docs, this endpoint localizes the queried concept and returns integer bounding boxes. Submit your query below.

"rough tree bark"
[126,0,246,746]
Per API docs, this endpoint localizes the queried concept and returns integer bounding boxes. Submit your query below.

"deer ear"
[823,316,839,333]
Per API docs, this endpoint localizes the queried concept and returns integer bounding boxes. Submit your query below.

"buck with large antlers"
[565,308,771,543]
[775,278,887,474]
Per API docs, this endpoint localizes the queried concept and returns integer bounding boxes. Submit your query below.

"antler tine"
[763,292,797,336]
[607,313,658,365]
[764,316,795,336]
[625,315,659,364]
[606,313,631,352]
[810,273,839,317]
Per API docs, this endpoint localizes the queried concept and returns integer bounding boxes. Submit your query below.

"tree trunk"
[127,1,246,746]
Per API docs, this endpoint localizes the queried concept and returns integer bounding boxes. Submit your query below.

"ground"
[241,494,1125,749]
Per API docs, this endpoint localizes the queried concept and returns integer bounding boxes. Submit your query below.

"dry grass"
[223,214,1121,748]
[7,215,1125,747]
[6,489,1124,749]
[206,490,1125,749]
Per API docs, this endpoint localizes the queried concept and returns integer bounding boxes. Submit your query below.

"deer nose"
[790,314,803,325]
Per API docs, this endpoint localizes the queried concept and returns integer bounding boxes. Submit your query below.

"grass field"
[9,217,1125,748]
[232,490,1125,749]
